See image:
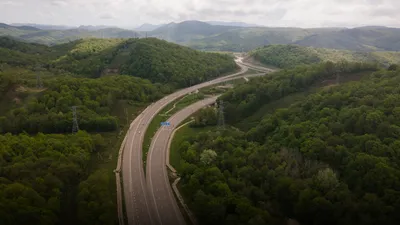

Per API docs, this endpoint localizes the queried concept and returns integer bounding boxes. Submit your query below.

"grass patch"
[142,93,205,166]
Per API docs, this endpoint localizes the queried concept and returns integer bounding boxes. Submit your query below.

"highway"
[147,96,219,225]
[118,56,271,225]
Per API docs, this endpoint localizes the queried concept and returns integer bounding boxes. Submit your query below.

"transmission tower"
[72,106,79,133]
[217,100,225,130]
[36,72,43,89]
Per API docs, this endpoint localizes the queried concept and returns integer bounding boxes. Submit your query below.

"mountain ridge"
[2,21,400,51]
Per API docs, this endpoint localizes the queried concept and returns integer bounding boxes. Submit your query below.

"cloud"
[99,13,116,20]
[0,1,24,6]
[50,0,68,7]
[0,0,399,28]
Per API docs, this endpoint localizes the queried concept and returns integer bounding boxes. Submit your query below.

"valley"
[1,14,400,225]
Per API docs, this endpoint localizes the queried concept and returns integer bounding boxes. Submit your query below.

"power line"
[218,100,225,130]
[72,106,79,133]
[36,65,43,89]
[36,72,43,89]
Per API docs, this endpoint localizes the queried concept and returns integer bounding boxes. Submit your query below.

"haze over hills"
[205,21,263,27]
[134,23,166,32]
[1,20,400,52]
[10,23,75,30]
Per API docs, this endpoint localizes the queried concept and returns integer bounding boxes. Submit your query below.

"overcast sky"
[0,0,399,28]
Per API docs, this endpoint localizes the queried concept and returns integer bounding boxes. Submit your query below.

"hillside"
[187,27,339,52]
[0,23,141,45]
[249,44,400,68]
[51,37,237,87]
[295,26,400,51]
[0,37,237,225]
[0,36,237,87]
[2,22,400,52]
[149,20,238,43]
[174,63,400,225]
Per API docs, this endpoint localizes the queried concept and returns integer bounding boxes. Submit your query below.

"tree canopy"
[176,64,400,225]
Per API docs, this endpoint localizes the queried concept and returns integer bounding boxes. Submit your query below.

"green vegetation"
[0,37,236,225]
[175,63,400,225]
[185,26,400,52]
[250,44,400,69]
[4,22,400,52]
[170,122,196,171]
[51,38,237,87]
[221,61,379,124]
[0,23,140,45]
[143,93,205,163]
[170,106,220,171]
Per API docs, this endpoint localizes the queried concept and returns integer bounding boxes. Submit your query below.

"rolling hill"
[248,44,400,68]
[0,36,237,87]
[177,62,400,225]
[2,21,400,52]
[0,23,141,45]
[0,36,238,224]
[294,26,400,51]
[148,20,239,43]
[146,22,400,52]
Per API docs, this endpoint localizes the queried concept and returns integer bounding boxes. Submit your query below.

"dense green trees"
[52,38,237,87]
[0,74,164,134]
[221,61,379,124]
[250,44,400,69]
[177,66,400,225]
[251,45,321,68]
[119,38,237,87]
[0,37,237,225]
[0,131,108,225]
[191,107,218,127]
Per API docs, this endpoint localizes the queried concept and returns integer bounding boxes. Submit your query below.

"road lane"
[119,57,273,225]
[147,97,219,225]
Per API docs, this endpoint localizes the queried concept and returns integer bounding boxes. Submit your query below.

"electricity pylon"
[72,106,79,133]
[217,100,225,130]
[36,72,43,89]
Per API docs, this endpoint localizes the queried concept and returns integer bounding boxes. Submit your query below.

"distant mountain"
[135,23,165,32]
[78,25,118,31]
[294,26,400,51]
[149,20,239,42]
[206,21,262,27]
[0,23,40,31]
[0,23,140,45]
[2,21,400,52]
[11,23,74,30]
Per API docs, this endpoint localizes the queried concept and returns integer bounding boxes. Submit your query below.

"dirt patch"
[316,71,370,88]
[15,86,27,93]
[243,56,280,69]
[13,97,21,105]
[102,68,119,77]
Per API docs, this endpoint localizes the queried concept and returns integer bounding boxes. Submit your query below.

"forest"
[0,36,236,225]
[176,63,400,225]
[249,44,400,69]
[221,60,379,124]
[51,37,237,87]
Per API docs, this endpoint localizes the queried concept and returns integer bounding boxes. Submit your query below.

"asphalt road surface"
[120,57,271,225]
[147,96,219,225]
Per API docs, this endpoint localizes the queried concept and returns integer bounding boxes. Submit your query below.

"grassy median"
[142,93,205,168]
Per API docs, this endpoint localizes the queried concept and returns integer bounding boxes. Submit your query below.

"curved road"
[119,57,270,225]
[147,96,219,225]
